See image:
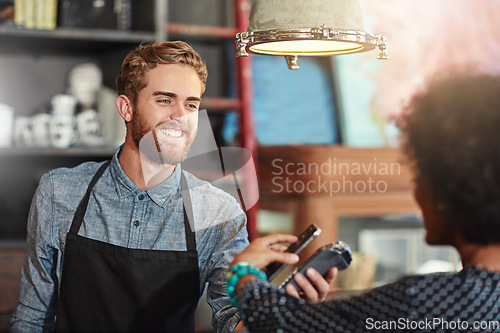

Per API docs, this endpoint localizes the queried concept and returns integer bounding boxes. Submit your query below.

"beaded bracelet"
[226,262,266,306]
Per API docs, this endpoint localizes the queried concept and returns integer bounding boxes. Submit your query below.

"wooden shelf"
[0,26,155,43]
[0,146,117,158]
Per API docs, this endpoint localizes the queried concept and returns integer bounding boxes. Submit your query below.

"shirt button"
[133,220,140,227]
[138,194,145,200]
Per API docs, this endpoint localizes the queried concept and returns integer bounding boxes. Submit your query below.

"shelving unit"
[0,0,257,239]
[0,12,150,246]
[0,0,257,238]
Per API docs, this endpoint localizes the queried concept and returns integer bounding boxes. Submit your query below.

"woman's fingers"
[286,268,339,302]
[324,267,338,286]
[285,283,301,299]
[293,273,319,301]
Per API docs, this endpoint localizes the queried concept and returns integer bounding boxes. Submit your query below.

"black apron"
[55,161,200,333]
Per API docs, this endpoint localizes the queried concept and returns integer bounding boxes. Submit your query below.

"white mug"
[49,114,77,149]
[14,116,33,147]
[0,104,14,148]
[51,94,77,116]
[76,109,102,145]
[31,113,52,147]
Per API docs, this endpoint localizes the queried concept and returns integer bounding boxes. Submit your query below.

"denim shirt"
[10,148,249,333]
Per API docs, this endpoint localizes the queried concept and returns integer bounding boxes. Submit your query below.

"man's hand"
[230,234,300,270]
[285,267,338,302]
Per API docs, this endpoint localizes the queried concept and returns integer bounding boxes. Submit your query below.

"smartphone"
[282,241,352,291]
[265,224,322,281]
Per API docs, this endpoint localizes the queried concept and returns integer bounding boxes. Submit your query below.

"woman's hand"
[230,234,300,270]
[285,267,338,302]
[230,234,338,303]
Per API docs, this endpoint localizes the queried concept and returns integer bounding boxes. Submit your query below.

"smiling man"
[10,41,249,333]
[11,41,336,333]
[118,60,202,188]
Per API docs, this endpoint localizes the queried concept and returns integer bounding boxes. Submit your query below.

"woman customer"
[228,72,500,332]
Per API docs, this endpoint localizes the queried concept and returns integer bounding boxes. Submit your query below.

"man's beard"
[130,110,196,166]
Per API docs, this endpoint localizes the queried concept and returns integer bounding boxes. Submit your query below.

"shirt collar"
[109,147,182,208]
[146,166,182,207]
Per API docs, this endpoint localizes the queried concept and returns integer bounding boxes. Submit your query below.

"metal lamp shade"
[235,0,388,69]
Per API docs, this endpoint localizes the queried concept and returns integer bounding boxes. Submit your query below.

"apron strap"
[70,160,111,234]
[181,172,196,252]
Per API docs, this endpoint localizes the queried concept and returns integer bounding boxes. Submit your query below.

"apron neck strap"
[70,160,111,234]
[181,172,196,252]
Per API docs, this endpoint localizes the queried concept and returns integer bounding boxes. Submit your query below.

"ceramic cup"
[14,116,33,147]
[0,104,14,148]
[76,109,101,145]
[49,114,77,149]
[51,94,77,116]
[31,113,52,147]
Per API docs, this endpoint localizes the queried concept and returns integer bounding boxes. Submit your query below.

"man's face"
[129,63,202,165]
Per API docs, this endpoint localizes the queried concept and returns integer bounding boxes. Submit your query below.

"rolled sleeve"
[205,202,249,333]
[10,173,59,332]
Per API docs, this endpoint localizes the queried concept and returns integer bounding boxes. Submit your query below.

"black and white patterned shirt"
[238,266,500,332]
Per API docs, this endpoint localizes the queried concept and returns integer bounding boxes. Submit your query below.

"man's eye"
[159,99,171,104]
[187,103,199,110]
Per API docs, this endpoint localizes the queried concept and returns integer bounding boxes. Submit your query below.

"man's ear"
[116,95,133,123]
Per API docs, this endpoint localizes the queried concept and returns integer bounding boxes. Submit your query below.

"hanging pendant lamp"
[235,0,388,69]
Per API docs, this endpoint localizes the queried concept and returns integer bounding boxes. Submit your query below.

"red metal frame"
[200,97,241,111]
[234,0,258,241]
[167,23,238,39]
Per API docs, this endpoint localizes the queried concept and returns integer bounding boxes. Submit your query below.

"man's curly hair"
[116,41,207,106]
[399,72,500,245]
